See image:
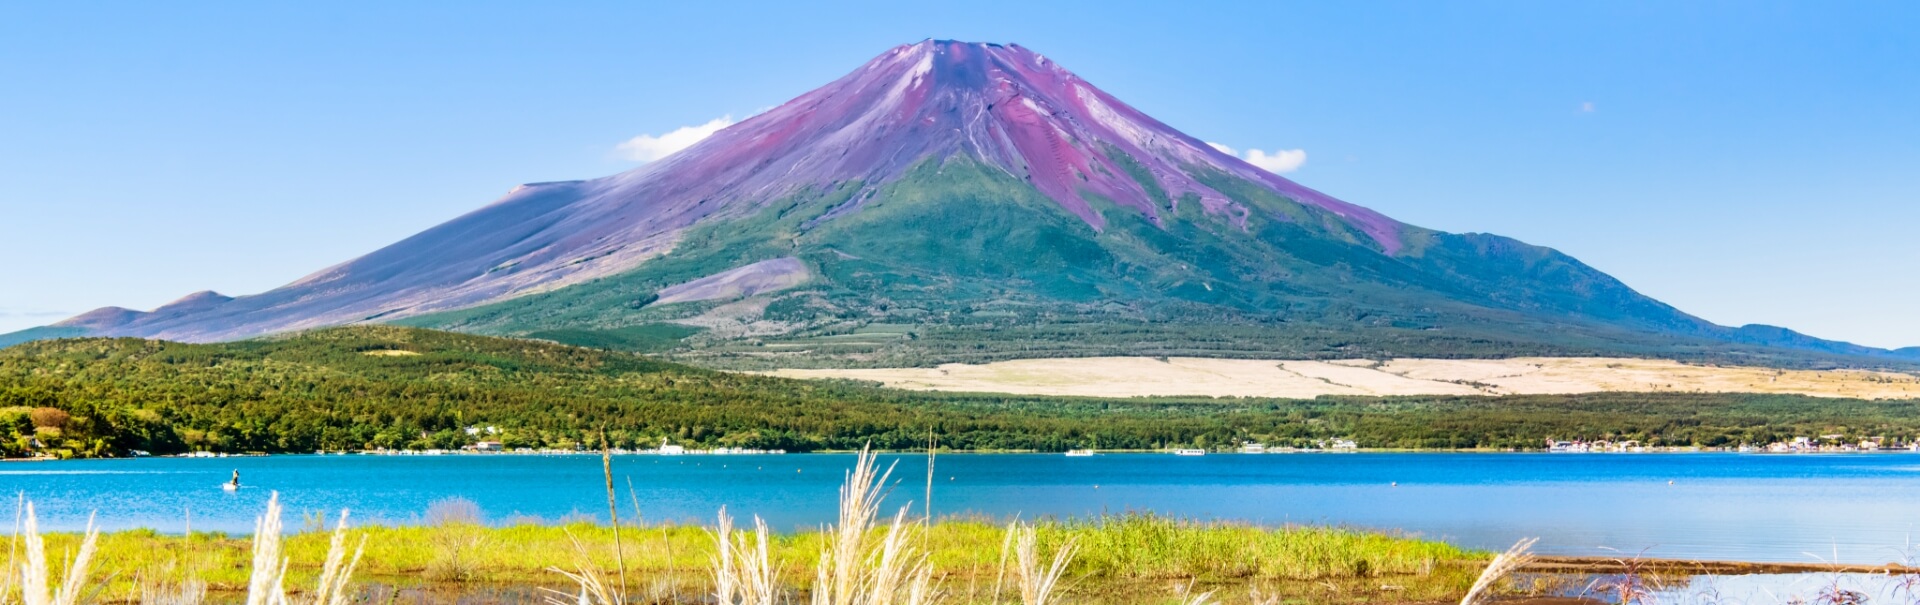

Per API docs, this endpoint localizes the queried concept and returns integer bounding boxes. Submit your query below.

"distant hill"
[8,40,1912,369]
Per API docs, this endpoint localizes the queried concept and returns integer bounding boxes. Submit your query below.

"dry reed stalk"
[6,493,22,605]
[809,444,933,605]
[19,503,100,605]
[138,578,206,605]
[625,477,644,527]
[239,493,363,605]
[713,510,738,605]
[710,509,778,605]
[600,432,628,600]
[813,445,888,605]
[1008,523,1076,605]
[739,518,778,605]
[243,494,285,605]
[545,531,625,605]
[925,429,936,521]
[989,522,1016,604]
[1180,590,1217,605]
[307,510,366,605]
[1459,537,1537,605]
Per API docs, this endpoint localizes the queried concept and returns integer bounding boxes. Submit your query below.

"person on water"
[228,469,240,488]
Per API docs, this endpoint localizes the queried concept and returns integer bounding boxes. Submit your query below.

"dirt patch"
[669,297,797,339]
[1528,556,1920,575]
[654,257,810,305]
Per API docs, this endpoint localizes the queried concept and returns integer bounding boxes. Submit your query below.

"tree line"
[2,326,1915,458]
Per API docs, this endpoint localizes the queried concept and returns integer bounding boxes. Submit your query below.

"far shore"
[10,446,1920,461]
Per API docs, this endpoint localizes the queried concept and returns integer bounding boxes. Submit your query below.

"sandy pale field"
[761,357,1920,399]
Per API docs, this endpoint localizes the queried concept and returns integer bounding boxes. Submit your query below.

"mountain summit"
[17,40,1912,366]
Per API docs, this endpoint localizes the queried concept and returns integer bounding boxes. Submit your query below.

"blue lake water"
[5,452,1919,565]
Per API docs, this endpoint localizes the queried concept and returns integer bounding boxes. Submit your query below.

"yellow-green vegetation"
[4,449,1505,605]
[27,516,1482,604]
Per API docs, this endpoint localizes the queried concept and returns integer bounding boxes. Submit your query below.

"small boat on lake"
[1172,448,1205,456]
[1064,449,1096,457]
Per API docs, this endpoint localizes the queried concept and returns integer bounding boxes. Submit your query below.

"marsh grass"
[13,517,1486,604]
[1459,538,1534,605]
[1007,523,1075,605]
[422,498,489,584]
[18,502,102,605]
[0,493,360,605]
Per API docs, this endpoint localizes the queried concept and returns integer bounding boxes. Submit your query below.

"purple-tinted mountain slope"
[51,40,1405,342]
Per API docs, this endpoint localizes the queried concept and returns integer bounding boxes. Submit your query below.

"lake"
[6,452,1919,565]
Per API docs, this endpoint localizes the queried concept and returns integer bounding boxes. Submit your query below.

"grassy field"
[763,356,1920,400]
[29,517,1485,604]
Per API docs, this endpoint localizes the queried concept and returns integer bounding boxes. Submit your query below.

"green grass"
[29,515,1485,604]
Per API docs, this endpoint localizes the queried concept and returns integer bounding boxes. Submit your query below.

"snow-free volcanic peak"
[636,39,1404,251]
[24,40,1908,367]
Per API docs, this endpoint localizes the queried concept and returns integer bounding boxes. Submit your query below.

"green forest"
[2,326,1917,459]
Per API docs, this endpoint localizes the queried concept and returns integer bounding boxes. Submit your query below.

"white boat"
[220,483,238,492]
[1172,448,1206,456]
[1064,449,1095,457]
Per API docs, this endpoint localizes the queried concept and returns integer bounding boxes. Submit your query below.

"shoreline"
[32,521,1912,605]
[1529,556,1920,575]
[12,448,1920,461]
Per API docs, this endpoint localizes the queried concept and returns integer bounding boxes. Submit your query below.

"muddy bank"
[1528,556,1920,575]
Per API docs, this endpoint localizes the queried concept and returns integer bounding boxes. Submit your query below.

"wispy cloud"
[1207,142,1306,174]
[1579,101,1596,113]
[614,116,735,163]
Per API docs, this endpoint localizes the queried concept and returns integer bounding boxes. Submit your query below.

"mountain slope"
[16,40,1913,367]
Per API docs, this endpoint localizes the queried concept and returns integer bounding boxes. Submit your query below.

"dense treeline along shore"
[4,327,1920,459]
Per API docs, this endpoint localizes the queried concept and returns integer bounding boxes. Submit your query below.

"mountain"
[11,40,1914,367]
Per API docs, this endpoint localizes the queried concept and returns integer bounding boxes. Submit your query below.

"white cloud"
[1580,101,1596,113]
[1241,148,1308,174]
[1205,141,1307,174]
[614,116,735,162]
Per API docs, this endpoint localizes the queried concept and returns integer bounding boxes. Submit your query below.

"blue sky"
[2,1,1915,346]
